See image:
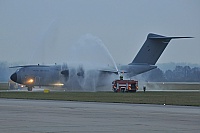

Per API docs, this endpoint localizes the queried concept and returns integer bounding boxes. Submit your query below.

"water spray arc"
[65,34,119,91]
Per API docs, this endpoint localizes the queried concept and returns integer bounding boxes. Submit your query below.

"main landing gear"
[27,86,33,91]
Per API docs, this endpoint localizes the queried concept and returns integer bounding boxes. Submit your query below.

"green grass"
[0,91,199,106]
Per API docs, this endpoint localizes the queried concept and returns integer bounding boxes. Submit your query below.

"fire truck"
[112,79,138,92]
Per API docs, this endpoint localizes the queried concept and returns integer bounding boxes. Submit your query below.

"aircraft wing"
[9,65,50,68]
[98,69,128,75]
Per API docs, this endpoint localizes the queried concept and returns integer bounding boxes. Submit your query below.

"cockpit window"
[15,69,19,72]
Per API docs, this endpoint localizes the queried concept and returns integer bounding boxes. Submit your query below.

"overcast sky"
[0,0,199,65]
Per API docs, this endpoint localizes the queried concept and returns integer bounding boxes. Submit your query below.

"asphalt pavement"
[0,99,199,133]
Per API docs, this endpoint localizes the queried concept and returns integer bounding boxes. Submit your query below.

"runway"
[0,99,199,133]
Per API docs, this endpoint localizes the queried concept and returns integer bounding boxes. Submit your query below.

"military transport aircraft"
[10,33,192,91]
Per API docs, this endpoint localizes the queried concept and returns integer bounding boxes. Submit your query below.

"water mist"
[65,34,118,91]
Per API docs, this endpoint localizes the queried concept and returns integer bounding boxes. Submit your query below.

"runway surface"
[0,99,199,133]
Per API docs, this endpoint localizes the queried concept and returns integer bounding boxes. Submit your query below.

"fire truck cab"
[112,80,138,92]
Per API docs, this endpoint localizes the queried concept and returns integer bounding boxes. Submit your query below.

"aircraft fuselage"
[10,65,64,88]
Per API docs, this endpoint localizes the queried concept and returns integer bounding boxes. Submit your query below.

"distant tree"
[173,66,184,81]
[165,70,173,82]
[190,67,200,82]
[0,62,9,81]
[143,68,166,82]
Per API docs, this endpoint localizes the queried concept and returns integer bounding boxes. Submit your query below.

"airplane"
[10,33,192,91]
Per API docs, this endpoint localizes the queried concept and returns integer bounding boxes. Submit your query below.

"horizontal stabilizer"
[148,33,193,39]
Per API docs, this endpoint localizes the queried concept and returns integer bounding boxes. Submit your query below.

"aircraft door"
[35,76,41,86]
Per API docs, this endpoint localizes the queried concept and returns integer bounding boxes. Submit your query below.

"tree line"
[142,66,200,82]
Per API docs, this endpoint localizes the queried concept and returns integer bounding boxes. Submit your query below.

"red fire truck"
[112,79,138,92]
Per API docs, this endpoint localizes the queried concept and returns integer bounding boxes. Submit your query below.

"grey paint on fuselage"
[11,65,63,87]
[119,64,157,77]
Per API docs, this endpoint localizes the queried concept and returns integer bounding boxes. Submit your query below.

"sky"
[0,0,200,65]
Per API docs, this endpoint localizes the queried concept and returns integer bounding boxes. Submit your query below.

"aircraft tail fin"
[131,33,193,65]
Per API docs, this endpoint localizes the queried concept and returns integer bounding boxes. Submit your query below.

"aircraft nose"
[10,72,17,82]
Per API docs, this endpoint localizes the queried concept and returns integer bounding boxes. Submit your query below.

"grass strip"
[0,91,199,106]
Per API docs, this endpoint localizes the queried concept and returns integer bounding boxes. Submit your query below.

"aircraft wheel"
[27,87,32,91]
